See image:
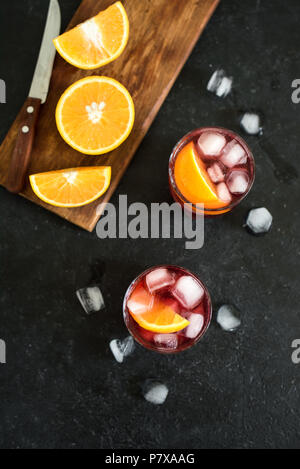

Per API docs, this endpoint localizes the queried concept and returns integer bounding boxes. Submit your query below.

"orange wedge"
[53,2,129,70]
[174,141,228,209]
[127,284,154,315]
[129,295,190,334]
[29,166,111,208]
[56,76,135,155]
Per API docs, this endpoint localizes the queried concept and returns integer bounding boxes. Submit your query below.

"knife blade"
[6,0,61,194]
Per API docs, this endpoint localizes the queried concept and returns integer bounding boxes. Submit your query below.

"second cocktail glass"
[169,127,255,216]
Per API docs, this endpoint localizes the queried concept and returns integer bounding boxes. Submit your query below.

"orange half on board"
[56,76,135,155]
[53,2,129,70]
[174,141,227,209]
[29,166,111,208]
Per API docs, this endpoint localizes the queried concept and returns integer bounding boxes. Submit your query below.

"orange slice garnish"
[56,76,135,155]
[30,166,111,208]
[127,284,154,315]
[128,292,190,334]
[174,141,227,209]
[54,2,129,70]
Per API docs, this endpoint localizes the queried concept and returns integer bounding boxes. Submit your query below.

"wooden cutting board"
[0,0,219,231]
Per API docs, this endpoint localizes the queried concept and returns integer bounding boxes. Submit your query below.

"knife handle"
[6,97,42,194]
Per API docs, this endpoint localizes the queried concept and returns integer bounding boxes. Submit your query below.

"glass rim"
[168,126,256,213]
[123,264,213,354]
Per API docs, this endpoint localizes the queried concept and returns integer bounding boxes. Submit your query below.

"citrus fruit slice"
[29,166,111,208]
[53,2,129,70]
[127,284,154,315]
[56,76,135,155]
[174,141,227,209]
[129,294,190,334]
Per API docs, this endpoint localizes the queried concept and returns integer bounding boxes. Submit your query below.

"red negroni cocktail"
[123,266,212,353]
[169,127,255,216]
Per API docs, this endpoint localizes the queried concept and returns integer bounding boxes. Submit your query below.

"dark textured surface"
[0,0,299,449]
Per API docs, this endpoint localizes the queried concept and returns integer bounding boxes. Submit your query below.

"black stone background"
[0,0,299,449]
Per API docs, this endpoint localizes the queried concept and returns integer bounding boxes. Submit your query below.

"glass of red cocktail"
[169,127,255,216]
[123,265,212,354]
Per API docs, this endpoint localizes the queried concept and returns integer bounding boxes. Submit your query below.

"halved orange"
[129,293,190,334]
[29,166,111,208]
[174,141,227,209]
[56,76,135,155]
[53,2,129,70]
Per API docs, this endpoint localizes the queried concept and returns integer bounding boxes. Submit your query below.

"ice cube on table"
[109,336,135,363]
[145,268,175,294]
[172,276,204,310]
[154,333,178,349]
[127,285,153,315]
[240,112,262,136]
[246,207,273,235]
[216,182,232,203]
[221,140,247,168]
[215,76,233,97]
[217,305,241,332]
[143,380,169,405]
[180,313,204,339]
[207,162,225,183]
[226,170,250,194]
[198,132,226,157]
[207,69,233,98]
[76,285,105,315]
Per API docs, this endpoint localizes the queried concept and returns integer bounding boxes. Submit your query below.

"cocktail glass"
[123,265,212,354]
[169,127,255,216]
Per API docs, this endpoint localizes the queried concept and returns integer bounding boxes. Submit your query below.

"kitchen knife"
[6,0,61,194]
